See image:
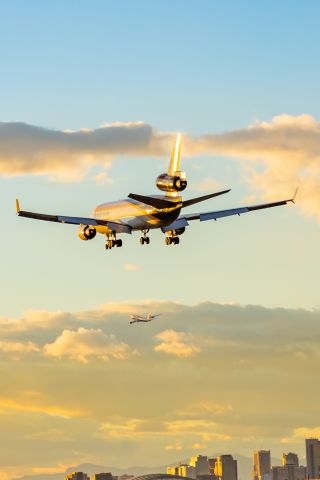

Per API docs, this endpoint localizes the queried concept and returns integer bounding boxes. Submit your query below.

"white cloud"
[2,114,320,221]
[154,329,201,358]
[193,176,222,192]
[0,121,168,180]
[165,441,183,451]
[281,426,320,444]
[178,401,233,416]
[43,327,136,363]
[123,263,141,272]
[0,340,39,354]
[94,171,113,185]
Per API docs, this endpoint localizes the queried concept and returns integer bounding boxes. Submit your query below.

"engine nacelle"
[78,225,96,241]
[156,173,187,192]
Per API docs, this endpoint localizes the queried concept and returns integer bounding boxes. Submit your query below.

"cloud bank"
[0,300,320,477]
[1,114,320,219]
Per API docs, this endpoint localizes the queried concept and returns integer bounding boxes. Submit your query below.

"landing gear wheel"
[165,237,172,245]
[173,237,180,245]
[140,235,150,245]
[116,239,122,247]
[140,229,150,245]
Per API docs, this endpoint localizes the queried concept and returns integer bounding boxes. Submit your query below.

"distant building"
[306,438,320,479]
[167,466,196,479]
[214,455,238,480]
[271,465,306,480]
[135,474,194,480]
[253,450,271,480]
[118,475,134,480]
[189,455,209,477]
[66,473,90,480]
[94,474,114,480]
[208,459,217,477]
[179,465,196,479]
[282,454,299,467]
[167,469,180,476]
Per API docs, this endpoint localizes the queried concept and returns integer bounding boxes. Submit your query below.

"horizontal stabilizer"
[128,193,179,209]
[182,189,231,208]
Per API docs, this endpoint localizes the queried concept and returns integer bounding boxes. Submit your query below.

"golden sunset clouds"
[2,114,320,219]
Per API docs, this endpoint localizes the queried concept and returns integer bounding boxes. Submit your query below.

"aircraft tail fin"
[16,198,21,214]
[168,133,182,175]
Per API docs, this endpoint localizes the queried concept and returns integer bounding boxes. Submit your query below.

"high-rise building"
[189,455,209,477]
[253,450,271,480]
[66,473,90,480]
[272,465,306,480]
[306,438,320,479]
[208,459,217,477]
[214,455,238,480]
[282,454,299,467]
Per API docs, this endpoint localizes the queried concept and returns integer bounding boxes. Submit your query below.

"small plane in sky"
[16,134,296,250]
[130,313,161,324]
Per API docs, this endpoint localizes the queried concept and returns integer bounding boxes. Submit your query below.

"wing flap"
[180,196,294,224]
[161,217,189,232]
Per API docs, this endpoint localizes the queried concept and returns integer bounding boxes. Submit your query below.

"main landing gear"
[105,233,122,250]
[140,229,150,245]
[165,236,180,245]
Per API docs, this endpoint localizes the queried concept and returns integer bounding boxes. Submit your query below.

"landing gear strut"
[140,229,150,245]
[105,233,122,250]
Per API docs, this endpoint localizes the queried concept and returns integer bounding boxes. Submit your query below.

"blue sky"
[1,3,320,476]
[1,0,319,317]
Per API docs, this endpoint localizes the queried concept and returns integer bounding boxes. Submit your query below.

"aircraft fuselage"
[92,197,181,234]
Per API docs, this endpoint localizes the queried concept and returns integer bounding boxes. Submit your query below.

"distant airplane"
[16,134,297,250]
[130,313,161,324]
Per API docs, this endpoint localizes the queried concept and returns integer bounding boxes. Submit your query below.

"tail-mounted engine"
[78,225,96,241]
[156,173,187,193]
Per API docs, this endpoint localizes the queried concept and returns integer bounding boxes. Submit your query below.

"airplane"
[16,134,297,250]
[130,313,161,324]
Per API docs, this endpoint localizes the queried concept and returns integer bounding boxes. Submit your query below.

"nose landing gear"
[140,229,150,245]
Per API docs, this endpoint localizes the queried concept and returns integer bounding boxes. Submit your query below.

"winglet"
[16,198,21,214]
[291,187,299,204]
[168,133,182,175]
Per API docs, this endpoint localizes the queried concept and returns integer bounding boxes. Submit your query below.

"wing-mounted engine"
[166,227,185,236]
[78,225,96,240]
[156,172,187,193]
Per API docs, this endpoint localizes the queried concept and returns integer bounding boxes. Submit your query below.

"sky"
[1,0,320,479]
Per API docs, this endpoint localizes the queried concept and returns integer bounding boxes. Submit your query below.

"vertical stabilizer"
[168,133,182,175]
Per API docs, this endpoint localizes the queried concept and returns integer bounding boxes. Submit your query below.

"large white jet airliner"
[16,134,296,250]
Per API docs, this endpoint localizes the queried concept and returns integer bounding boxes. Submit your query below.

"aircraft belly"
[92,199,181,234]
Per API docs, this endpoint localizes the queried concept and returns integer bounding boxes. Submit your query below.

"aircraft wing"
[162,195,296,232]
[16,199,132,234]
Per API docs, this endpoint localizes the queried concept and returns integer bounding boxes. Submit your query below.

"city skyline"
[1,1,320,479]
[34,437,320,480]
